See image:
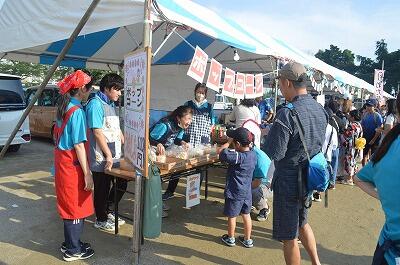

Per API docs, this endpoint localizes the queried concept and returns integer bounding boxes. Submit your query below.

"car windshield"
[0,76,25,111]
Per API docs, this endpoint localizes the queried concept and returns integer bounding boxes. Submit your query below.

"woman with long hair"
[382,98,398,137]
[355,93,400,265]
[54,70,95,261]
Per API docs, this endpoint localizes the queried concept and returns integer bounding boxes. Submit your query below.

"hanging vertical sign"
[206,58,223,92]
[187,46,208,83]
[124,48,151,177]
[222,67,236,98]
[255,74,264,97]
[235,72,245,99]
[374,69,385,100]
[245,74,255,98]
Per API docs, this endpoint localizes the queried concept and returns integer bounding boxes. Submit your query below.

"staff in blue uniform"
[184,83,215,147]
[149,106,193,203]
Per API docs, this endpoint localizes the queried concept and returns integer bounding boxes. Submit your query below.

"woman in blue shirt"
[355,93,400,265]
[54,70,95,261]
[184,83,215,147]
[150,106,193,203]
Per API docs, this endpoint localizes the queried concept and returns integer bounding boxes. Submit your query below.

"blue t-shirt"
[253,147,271,185]
[258,99,272,121]
[361,112,383,140]
[150,123,184,142]
[86,91,114,129]
[56,98,87,150]
[357,136,400,265]
[219,148,256,200]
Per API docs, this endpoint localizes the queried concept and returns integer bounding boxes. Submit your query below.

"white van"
[0,74,31,152]
[213,94,233,110]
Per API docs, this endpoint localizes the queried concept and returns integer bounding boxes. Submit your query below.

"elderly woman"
[183,83,215,147]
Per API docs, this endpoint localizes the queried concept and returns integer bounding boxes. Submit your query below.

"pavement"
[0,139,384,265]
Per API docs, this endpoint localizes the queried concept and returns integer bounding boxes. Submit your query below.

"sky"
[192,0,400,59]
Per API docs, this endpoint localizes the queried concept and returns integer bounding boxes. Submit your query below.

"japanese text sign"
[245,74,255,98]
[206,58,223,92]
[255,74,263,97]
[222,67,235,98]
[235,72,245,99]
[187,46,208,83]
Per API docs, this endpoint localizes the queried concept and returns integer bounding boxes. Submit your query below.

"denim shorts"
[223,198,251,218]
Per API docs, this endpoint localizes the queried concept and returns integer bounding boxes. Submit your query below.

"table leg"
[205,167,209,200]
[133,173,144,264]
[114,177,119,235]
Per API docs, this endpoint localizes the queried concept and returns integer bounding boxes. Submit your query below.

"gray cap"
[277,62,307,81]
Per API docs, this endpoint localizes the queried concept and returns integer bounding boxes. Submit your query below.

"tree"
[375,39,388,66]
[316,45,356,74]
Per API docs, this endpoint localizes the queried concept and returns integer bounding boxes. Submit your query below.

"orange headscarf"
[57,70,91,95]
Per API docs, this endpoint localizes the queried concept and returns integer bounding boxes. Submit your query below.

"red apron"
[54,106,94,219]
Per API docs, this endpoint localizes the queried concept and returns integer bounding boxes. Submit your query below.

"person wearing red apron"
[54,70,95,262]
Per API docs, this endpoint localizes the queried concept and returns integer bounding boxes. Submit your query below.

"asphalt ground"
[0,139,384,265]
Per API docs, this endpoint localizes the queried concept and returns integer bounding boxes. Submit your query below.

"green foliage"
[316,40,400,93]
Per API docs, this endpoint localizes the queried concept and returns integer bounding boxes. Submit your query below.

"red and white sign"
[245,74,255,98]
[206,58,223,92]
[222,67,235,98]
[187,46,208,83]
[255,74,263,97]
[235,72,245,99]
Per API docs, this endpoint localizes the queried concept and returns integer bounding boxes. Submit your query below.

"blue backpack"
[287,104,330,194]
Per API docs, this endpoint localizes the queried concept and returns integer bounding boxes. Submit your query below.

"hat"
[57,70,91,95]
[366,98,377,107]
[226,127,254,146]
[276,62,307,81]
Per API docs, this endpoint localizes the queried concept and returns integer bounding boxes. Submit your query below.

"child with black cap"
[218,127,257,248]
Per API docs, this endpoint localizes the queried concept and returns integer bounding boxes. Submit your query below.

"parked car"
[25,85,103,140]
[0,74,31,152]
[213,94,233,110]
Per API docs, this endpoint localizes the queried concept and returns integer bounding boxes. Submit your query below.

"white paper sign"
[186,173,201,208]
[124,50,148,172]
[374,69,384,100]
[187,46,208,83]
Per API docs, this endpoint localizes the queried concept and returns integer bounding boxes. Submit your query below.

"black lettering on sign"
[137,152,143,168]
[137,136,145,152]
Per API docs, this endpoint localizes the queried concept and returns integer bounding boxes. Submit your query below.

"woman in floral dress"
[340,109,363,185]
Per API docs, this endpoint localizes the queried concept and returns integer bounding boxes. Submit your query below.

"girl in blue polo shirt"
[355,94,400,265]
[54,70,94,262]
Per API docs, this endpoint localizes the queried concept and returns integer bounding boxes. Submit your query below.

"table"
[106,157,220,235]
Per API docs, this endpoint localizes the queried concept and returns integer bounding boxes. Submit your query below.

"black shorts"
[272,177,309,241]
[364,140,379,156]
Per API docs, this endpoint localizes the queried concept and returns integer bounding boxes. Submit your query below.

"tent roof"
[0,0,388,97]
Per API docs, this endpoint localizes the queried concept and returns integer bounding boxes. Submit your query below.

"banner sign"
[245,74,255,98]
[124,49,150,177]
[255,74,264,97]
[187,46,208,83]
[206,58,223,92]
[374,69,385,99]
[186,173,201,208]
[235,72,245,99]
[222,67,236,98]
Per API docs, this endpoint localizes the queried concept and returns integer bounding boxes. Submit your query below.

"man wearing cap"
[264,62,327,265]
[361,98,383,166]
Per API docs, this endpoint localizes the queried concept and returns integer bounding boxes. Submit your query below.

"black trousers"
[64,218,84,254]
[93,171,127,222]
[165,171,205,194]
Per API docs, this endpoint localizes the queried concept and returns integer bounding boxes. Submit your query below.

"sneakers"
[256,207,271,222]
[162,191,175,201]
[107,213,126,226]
[60,242,91,254]
[162,210,169,218]
[312,192,322,202]
[221,234,236,247]
[238,236,254,248]
[163,202,171,211]
[328,183,336,190]
[94,220,115,232]
[63,248,94,262]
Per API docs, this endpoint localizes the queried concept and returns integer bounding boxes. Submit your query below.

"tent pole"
[0,0,101,159]
[133,0,152,264]
[274,58,279,112]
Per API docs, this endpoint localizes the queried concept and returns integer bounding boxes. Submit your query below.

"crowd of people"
[52,61,399,264]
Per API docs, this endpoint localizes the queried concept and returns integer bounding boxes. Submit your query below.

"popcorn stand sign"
[124,48,151,177]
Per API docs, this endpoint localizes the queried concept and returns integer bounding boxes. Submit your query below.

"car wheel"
[8,144,21,152]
